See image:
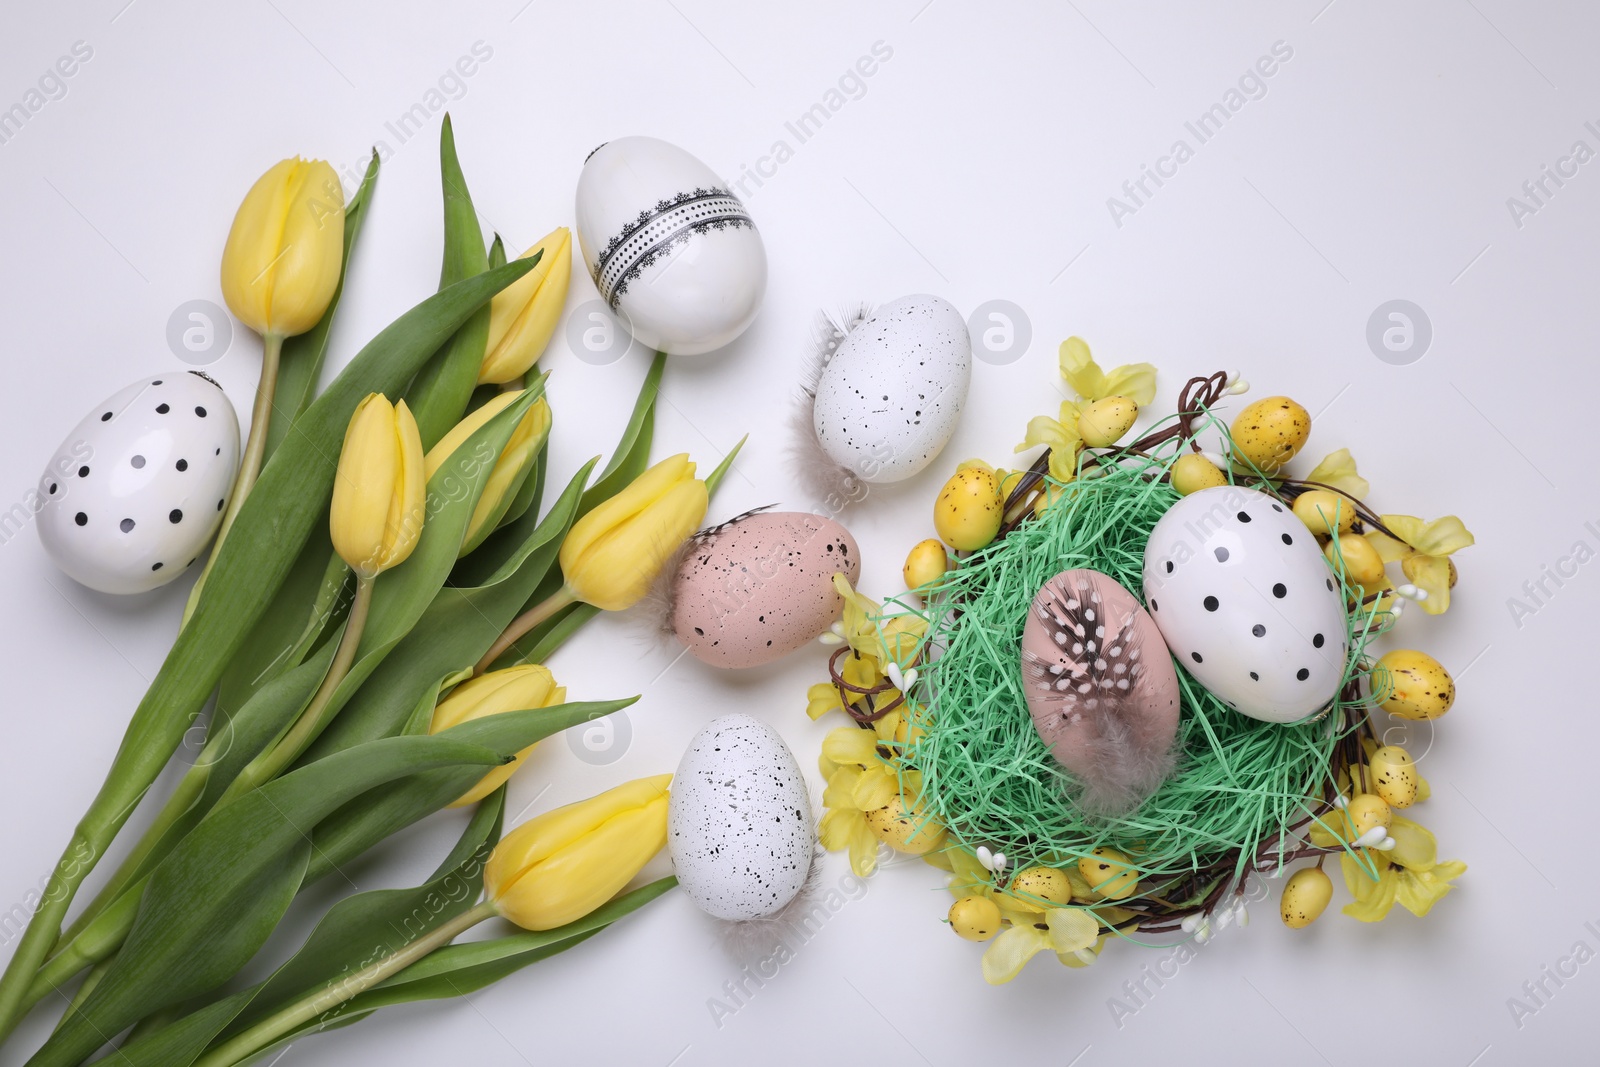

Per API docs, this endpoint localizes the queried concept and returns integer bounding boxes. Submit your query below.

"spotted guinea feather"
[1022,576,1177,816]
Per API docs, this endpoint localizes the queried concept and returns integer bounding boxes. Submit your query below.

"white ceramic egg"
[810,294,971,483]
[575,136,766,356]
[1141,486,1348,723]
[38,372,239,594]
[668,714,814,921]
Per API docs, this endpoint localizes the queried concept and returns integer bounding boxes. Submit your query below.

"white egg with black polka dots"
[37,372,239,594]
[1141,485,1348,723]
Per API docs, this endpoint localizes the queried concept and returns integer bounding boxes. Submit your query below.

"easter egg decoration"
[668,714,815,921]
[1141,486,1349,723]
[38,372,240,594]
[668,510,861,669]
[1020,568,1181,816]
[798,294,972,502]
[574,136,766,356]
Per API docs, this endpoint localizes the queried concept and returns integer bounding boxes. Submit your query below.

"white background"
[1,1,1595,1064]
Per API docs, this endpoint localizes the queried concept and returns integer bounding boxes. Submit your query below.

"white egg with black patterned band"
[575,136,766,356]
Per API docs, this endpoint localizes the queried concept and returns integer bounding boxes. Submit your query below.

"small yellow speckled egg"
[903,538,949,592]
[948,895,1002,941]
[1345,793,1393,837]
[1279,867,1333,929]
[1009,866,1073,910]
[1078,396,1138,448]
[934,467,1003,551]
[1077,847,1139,900]
[1231,396,1311,471]
[1170,453,1229,495]
[864,793,946,855]
[1293,489,1356,537]
[1368,745,1419,808]
[1325,533,1386,590]
[1376,649,1455,720]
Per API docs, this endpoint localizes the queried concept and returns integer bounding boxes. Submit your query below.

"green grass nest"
[899,454,1378,889]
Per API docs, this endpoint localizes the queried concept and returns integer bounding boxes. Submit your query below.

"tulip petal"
[485,774,672,890]
[481,228,572,385]
[378,399,427,571]
[330,394,400,576]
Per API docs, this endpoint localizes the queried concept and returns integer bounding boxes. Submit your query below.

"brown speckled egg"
[1020,569,1181,816]
[672,510,860,668]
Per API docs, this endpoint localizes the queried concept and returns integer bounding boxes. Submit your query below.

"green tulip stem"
[473,586,577,676]
[184,331,285,625]
[219,573,374,804]
[53,750,210,950]
[21,876,145,1018]
[193,899,499,1067]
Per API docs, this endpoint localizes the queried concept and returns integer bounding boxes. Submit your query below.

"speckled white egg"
[668,714,814,921]
[1142,486,1348,723]
[38,372,239,594]
[811,294,971,483]
[575,136,766,356]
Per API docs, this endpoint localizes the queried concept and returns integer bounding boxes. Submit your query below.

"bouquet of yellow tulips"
[0,117,740,1067]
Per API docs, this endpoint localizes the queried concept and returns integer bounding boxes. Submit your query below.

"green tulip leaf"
[578,350,665,517]
[704,433,747,498]
[512,602,602,667]
[405,115,504,451]
[233,879,676,1063]
[30,735,507,1067]
[303,698,636,885]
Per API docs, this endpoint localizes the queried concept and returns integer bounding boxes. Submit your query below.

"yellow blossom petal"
[1045,907,1100,953]
[821,766,863,810]
[1306,448,1370,500]
[1404,553,1454,614]
[982,925,1052,984]
[823,727,880,768]
[1385,815,1438,872]
[1381,515,1475,557]
[806,682,842,720]
[1340,855,1399,922]
[1058,336,1157,405]
[1395,860,1467,917]
[852,763,899,811]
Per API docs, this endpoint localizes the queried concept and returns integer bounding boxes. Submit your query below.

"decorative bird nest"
[809,357,1470,981]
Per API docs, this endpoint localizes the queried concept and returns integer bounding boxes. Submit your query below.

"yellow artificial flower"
[480,227,572,385]
[1367,514,1474,614]
[424,390,552,555]
[1338,814,1465,922]
[429,665,565,806]
[1016,401,1083,484]
[1305,448,1371,500]
[981,906,1101,984]
[559,453,708,611]
[484,774,671,930]
[831,574,926,673]
[220,157,345,338]
[329,394,426,578]
[1058,336,1157,406]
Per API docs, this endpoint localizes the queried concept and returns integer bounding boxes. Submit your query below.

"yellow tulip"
[424,391,551,555]
[429,665,565,807]
[560,453,708,611]
[484,774,671,930]
[480,227,571,385]
[220,157,345,338]
[330,394,426,578]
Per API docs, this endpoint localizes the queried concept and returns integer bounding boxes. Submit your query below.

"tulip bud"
[330,394,426,578]
[424,391,552,555]
[220,157,346,338]
[560,454,708,611]
[485,774,671,930]
[429,665,565,807]
[480,227,572,385]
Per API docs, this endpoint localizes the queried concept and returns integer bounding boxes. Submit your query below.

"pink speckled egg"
[672,511,860,669]
[1020,569,1181,816]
